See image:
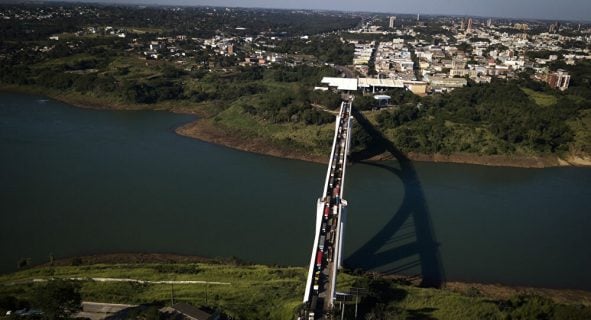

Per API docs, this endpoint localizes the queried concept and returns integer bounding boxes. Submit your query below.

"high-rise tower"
[389,16,396,28]
[467,18,473,33]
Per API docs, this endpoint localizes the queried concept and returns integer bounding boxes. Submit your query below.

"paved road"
[8,277,230,286]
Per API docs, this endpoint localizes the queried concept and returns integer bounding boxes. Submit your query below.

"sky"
[49,0,591,22]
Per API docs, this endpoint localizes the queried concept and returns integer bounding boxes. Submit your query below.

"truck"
[333,185,340,198]
[319,235,326,251]
[315,251,323,267]
[309,296,318,319]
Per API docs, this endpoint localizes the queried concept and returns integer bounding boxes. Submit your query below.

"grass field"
[2,261,591,320]
[213,102,335,156]
[0,263,307,319]
[522,88,559,107]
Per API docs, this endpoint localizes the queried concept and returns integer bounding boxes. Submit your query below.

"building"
[405,81,428,95]
[428,76,468,92]
[319,77,427,95]
[373,94,391,107]
[165,303,220,320]
[358,78,404,92]
[545,69,571,91]
[320,77,358,91]
[466,18,473,33]
[389,16,396,28]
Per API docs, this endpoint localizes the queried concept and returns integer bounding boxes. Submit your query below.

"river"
[1,92,590,290]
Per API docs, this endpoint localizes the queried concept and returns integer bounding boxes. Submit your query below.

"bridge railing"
[302,100,353,317]
[303,101,346,305]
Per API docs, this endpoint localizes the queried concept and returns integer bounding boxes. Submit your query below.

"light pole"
[349,287,367,319]
[170,282,175,306]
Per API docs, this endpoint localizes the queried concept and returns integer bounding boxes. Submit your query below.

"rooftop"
[320,77,358,91]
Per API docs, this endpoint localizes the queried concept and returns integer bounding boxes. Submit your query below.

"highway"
[302,100,353,319]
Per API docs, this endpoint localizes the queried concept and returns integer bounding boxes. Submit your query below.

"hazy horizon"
[34,0,591,22]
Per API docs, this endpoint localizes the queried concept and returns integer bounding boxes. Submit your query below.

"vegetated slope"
[371,76,591,159]
[1,1,590,163]
[1,260,591,320]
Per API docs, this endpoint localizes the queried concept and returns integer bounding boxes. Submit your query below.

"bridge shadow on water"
[344,108,445,288]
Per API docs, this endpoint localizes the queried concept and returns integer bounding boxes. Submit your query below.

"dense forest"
[371,69,591,156]
[266,35,355,65]
[0,4,353,127]
[0,3,361,40]
[0,58,338,126]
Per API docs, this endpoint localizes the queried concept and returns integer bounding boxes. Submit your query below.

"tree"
[310,90,342,110]
[33,280,82,319]
[353,95,378,111]
[0,295,29,315]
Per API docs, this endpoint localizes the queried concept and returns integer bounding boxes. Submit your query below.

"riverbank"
[374,150,587,169]
[2,254,591,320]
[175,119,328,164]
[176,117,591,168]
[29,253,591,306]
[2,86,590,168]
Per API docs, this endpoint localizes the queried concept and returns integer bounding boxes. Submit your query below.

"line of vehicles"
[306,102,351,320]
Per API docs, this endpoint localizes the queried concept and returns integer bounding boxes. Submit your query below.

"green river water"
[1,93,590,290]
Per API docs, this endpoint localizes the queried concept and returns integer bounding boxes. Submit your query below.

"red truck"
[315,251,323,267]
[333,185,340,198]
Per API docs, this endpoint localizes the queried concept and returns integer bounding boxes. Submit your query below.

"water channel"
[1,92,590,290]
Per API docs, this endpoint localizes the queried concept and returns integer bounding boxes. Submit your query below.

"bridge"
[302,100,353,319]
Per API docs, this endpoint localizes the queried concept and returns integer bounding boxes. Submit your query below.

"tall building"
[548,21,560,33]
[460,19,465,31]
[487,18,492,27]
[467,18,473,33]
[389,16,396,28]
[417,13,420,21]
[546,69,571,91]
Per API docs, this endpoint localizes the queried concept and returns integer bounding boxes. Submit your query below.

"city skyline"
[41,0,591,22]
